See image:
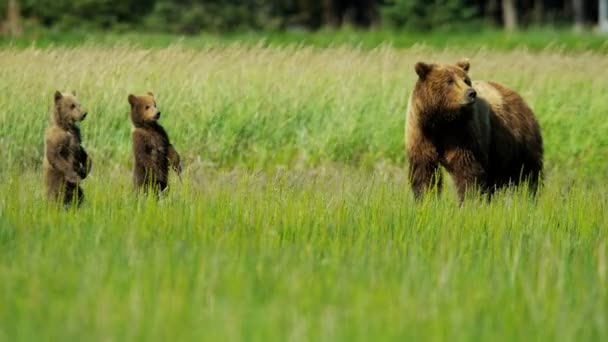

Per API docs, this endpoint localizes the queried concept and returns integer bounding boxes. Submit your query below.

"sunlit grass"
[1,45,607,177]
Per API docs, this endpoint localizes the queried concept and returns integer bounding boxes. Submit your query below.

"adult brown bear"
[405,60,543,202]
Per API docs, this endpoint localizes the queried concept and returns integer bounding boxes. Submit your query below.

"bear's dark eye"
[145,106,150,110]
[447,79,455,85]
[70,104,76,109]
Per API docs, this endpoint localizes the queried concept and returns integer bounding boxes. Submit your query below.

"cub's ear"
[415,62,434,79]
[456,59,470,72]
[147,91,154,97]
[72,90,77,96]
[128,94,137,107]
[54,90,63,103]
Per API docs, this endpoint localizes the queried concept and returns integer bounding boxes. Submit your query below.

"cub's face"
[414,60,477,113]
[54,91,87,124]
[128,92,160,126]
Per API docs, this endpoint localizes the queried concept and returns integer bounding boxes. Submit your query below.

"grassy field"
[1,37,608,341]
[3,28,608,52]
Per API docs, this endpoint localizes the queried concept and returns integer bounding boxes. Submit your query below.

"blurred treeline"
[0,0,604,34]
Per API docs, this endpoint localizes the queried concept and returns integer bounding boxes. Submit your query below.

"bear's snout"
[466,88,477,102]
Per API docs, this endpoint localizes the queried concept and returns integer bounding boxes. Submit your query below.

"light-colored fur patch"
[473,81,503,112]
[405,93,419,152]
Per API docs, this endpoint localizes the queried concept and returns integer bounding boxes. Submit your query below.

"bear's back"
[473,80,543,180]
[474,81,540,142]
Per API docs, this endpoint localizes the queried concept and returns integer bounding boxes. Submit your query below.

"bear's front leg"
[63,183,84,208]
[167,144,182,176]
[443,147,487,203]
[407,138,442,201]
[74,146,92,179]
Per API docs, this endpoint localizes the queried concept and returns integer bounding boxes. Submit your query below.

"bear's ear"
[128,94,137,107]
[415,62,433,79]
[456,59,470,72]
[54,90,63,103]
[147,91,154,98]
[72,90,77,96]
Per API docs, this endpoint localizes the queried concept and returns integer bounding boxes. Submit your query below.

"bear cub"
[405,60,543,202]
[44,91,92,207]
[129,92,181,195]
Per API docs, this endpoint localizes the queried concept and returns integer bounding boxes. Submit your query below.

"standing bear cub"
[405,60,543,202]
[129,92,181,196]
[44,91,92,207]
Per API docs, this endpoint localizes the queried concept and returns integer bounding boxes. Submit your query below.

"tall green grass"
[1,169,606,340]
[0,43,607,341]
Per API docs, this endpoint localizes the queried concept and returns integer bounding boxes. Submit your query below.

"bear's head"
[128,92,160,127]
[53,91,87,127]
[413,60,477,119]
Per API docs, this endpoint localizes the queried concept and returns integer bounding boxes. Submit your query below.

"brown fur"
[43,91,91,207]
[405,60,543,202]
[129,92,181,196]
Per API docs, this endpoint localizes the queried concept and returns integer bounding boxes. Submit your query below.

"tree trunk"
[533,0,544,25]
[486,0,500,25]
[600,0,608,33]
[322,0,340,28]
[4,0,22,37]
[573,0,585,31]
[502,0,518,31]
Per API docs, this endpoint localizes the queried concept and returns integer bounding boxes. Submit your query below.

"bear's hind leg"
[408,137,442,201]
[522,159,543,197]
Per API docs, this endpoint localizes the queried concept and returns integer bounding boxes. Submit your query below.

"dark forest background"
[1,0,606,36]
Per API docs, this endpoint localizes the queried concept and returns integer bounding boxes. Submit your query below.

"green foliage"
[9,0,486,34]
[381,0,480,30]
[4,0,601,34]
[20,0,156,29]
[145,0,264,33]
[142,0,327,33]
[13,0,325,34]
